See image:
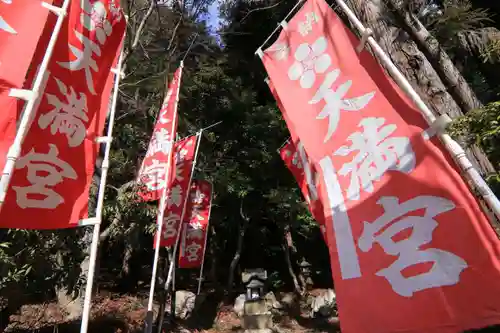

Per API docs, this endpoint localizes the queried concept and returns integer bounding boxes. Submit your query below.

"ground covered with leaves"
[5,290,340,333]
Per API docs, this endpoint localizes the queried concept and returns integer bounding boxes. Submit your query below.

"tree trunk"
[282,224,302,295]
[344,0,494,175]
[227,200,250,293]
[55,226,94,321]
[155,255,169,333]
[227,222,248,293]
[208,227,218,286]
[457,27,500,100]
[388,0,497,175]
[390,0,483,111]
[119,223,141,290]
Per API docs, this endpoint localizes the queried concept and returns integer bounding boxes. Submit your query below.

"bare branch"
[168,17,183,52]
[120,68,169,87]
[99,180,136,242]
[123,0,157,66]
[241,1,283,23]
[240,198,250,222]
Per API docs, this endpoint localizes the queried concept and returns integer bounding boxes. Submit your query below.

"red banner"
[154,134,199,248]
[137,66,182,202]
[262,0,500,332]
[178,179,212,268]
[279,140,327,241]
[0,0,54,175]
[0,0,125,229]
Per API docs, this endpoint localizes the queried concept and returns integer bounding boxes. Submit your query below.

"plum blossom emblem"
[175,147,189,164]
[291,150,302,169]
[59,0,120,94]
[80,0,112,44]
[191,189,205,205]
[108,0,123,22]
[288,36,331,89]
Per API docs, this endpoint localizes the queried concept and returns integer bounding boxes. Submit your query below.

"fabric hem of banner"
[365,316,500,333]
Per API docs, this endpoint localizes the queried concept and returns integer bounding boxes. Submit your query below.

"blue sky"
[204,0,223,45]
[207,0,221,31]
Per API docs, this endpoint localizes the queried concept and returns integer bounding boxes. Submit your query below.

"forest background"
[1,0,499,331]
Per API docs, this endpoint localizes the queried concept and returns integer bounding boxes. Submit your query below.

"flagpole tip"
[255,48,264,58]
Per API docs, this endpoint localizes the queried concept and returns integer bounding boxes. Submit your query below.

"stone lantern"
[242,269,267,301]
[241,269,272,332]
[299,259,313,287]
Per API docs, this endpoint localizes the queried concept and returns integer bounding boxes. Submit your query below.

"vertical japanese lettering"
[13,144,77,209]
[358,196,468,297]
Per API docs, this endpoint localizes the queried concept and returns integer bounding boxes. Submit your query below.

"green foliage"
[449,101,500,193]
[481,39,500,63]
[0,242,31,290]
[428,0,492,41]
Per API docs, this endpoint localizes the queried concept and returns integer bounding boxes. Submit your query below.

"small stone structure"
[241,269,273,333]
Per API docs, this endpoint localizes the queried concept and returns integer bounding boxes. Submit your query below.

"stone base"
[244,299,267,315]
[243,329,273,333]
[242,313,272,330]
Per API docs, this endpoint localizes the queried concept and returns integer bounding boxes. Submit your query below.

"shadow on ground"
[7,316,130,333]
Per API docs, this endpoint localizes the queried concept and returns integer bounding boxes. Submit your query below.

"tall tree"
[345,0,495,174]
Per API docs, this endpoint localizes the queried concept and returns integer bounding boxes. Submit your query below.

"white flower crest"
[288,36,331,89]
[291,151,302,169]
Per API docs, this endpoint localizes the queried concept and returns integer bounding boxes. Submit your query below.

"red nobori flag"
[279,140,327,241]
[261,0,500,332]
[154,134,199,248]
[0,0,54,173]
[0,0,125,229]
[137,66,182,202]
[178,180,212,268]
[267,74,326,241]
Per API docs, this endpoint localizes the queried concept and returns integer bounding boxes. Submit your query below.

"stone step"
[242,313,273,330]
